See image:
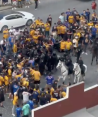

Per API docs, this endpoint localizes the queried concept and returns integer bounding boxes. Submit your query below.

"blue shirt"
[27,100,34,110]
[8,37,13,46]
[65,11,71,20]
[51,38,55,44]
[13,84,19,93]
[32,91,39,100]
[16,107,22,117]
[46,76,54,85]
[86,11,90,17]
[32,60,35,67]
[91,27,97,35]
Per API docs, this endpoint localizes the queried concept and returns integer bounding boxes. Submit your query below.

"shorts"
[34,80,40,84]
[13,1,17,5]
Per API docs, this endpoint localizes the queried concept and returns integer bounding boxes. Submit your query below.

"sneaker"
[12,114,15,116]
[27,6,29,8]
[14,7,17,9]
[25,6,27,8]
[12,8,14,10]
[85,53,88,55]
[82,52,84,54]
[39,1,41,3]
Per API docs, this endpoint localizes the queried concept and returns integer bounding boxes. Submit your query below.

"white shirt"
[9,29,16,34]
[0,40,4,45]
[59,15,65,23]
[73,39,78,47]
[22,91,31,103]
[14,31,20,36]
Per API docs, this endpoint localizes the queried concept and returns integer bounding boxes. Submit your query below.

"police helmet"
[59,57,64,61]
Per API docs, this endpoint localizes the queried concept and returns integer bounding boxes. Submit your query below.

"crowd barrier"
[32,82,98,117]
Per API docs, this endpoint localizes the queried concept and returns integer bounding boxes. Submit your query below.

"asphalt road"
[0,0,98,117]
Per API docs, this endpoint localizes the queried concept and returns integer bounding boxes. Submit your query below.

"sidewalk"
[0,6,12,11]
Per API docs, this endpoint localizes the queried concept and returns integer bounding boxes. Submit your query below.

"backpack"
[92,2,96,9]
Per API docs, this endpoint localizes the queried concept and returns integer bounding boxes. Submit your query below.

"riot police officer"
[78,57,85,75]
[76,45,82,63]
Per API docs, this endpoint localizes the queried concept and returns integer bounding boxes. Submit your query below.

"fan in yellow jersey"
[44,41,50,50]
[50,95,57,102]
[80,14,86,25]
[7,67,12,81]
[13,42,17,58]
[12,92,18,116]
[35,17,41,25]
[65,39,72,52]
[44,22,50,37]
[60,89,66,98]
[88,20,94,28]
[0,75,4,86]
[3,28,9,40]
[21,78,29,88]
[33,33,39,44]
[4,74,9,93]
[74,31,81,41]
[57,24,61,37]
[60,39,66,52]
[33,68,41,85]
[68,14,74,24]
[60,25,66,38]
[30,28,35,38]
[15,72,22,80]
[30,22,36,29]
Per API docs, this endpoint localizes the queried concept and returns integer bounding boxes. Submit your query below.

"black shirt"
[40,96,47,105]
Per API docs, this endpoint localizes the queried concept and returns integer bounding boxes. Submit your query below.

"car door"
[14,15,25,27]
[5,15,17,28]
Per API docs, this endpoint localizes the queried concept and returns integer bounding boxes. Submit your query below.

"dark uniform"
[51,53,58,70]
[78,59,85,75]
[76,45,82,63]
[65,56,73,75]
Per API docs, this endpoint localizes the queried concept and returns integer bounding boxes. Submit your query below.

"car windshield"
[12,12,25,16]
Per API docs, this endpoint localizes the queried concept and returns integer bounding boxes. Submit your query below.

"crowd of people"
[11,0,40,10]
[0,0,98,116]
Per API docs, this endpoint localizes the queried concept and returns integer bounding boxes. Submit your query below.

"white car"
[0,11,35,32]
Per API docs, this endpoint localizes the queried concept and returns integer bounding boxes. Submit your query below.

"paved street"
[0,0,98,117]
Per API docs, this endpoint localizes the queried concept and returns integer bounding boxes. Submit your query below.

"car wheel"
[26,19,33,26]
[1,25,8,32]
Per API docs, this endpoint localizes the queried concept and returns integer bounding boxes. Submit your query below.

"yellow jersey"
[88,22,94,27]
[61,26,66,34]
[33,35,38,44]
[61,92,66,98]
[50,98,57,102]
[65,41,72,50]
[68,15,74,24]
[57,26,61,34]
[13,44,17,53]
[0,76,4,86]
[60,41,66,50]
[4,76,9,86]
[15,74,21,80]
[13,95,18,106]
[50,87,54,96]
[3,30,9,39]
[30,30,35,37]
[33,71,41,81]
[44,23,50,31]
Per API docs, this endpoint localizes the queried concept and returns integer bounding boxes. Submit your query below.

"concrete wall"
[32,82,98,117]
